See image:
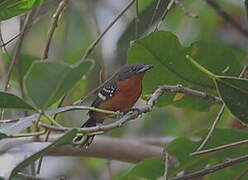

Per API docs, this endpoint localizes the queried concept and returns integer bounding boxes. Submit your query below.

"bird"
[73,63,153,148]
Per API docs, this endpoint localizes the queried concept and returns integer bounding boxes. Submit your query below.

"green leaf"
[128,31,243,111]
[24,59,93,109]
[0,132,8,140]
[0,0,47,21]
[215,76,248,125]
[0,129,77,179]
[121,158,164,180]
[0,91,34,110]
[167,128,248,178]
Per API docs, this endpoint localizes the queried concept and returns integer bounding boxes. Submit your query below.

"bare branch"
[42,0,69,60]
[149,85,222,106]
[235,168,248,180]
[168,154,248,180]
[204,0,248,38]
[155,0,175,30]
[196,104,225,151]
[82,0,135,59]
[2,136,169,164]
[191,139,248,156]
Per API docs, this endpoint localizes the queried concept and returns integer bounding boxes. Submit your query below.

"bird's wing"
[90,81,117,108]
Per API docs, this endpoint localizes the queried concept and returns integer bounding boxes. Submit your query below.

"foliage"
[0,0,247,179]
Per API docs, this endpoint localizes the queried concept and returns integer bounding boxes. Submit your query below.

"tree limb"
[204,0,248,38]
[169,154,248,180]
[1,136,173,164]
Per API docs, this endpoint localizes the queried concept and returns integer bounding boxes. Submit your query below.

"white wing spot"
[98,92,106,100]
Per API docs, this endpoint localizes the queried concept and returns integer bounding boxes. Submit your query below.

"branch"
[82,0,135,59]
[204,0,248,38]
[195,104,225,151]
[155,0,175,30]
[1,136,172,164]
[42,0,68,59]
[150,85,222,105]
[246,0,248,22]
[38,85,220,134]
[168,154,248,180]
[194,64,248,151]
[191,139,248,156]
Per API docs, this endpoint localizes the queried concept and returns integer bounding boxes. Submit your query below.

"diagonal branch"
[168,154,248,180]
[204,0,248,38]
[42,0,69,60]
[191,139,248,156]
[38,84,220,134]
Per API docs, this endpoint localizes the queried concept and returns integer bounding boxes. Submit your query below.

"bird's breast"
[98,73,144,113]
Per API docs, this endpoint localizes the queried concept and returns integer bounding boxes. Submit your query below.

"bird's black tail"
[73,117,96,148]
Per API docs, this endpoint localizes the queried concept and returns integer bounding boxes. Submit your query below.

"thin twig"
[155,0,175,30]
[135,0,139,38]
[191,139,248,156]
[3,12,34,91]
[42,0,68,60]
[150,0,162,26]
[168,154,248,180]
[204,0,248,38]
[0,24,11,58]
[196,104,225,151]
[0,11,35,120]
[235,168,248,180]
[162,150,169,180]
[82,0,135,59]
[246,0,248,22]
[195,64,248,151]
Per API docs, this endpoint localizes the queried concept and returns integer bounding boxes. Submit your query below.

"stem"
[186,55,216,79]
[41,112,63,128]
[195,104,225,151]
[191,138,248,156]
[9,128,47,138]
[82,0,135,59]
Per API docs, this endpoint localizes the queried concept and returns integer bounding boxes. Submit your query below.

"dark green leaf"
[167,128,248,178]
[0,132,8,140]
[0,91,34,110]
[128,31,243,111]
[215,76,248,125]
[0,0,47,21]
[121,158,164,180]
[24,59,93,109]
[0,129,77,179]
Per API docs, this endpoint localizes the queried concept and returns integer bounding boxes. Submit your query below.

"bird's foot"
[108,111,125,119]
[130,108,143,118]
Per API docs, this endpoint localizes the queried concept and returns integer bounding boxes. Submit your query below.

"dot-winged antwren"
[73,63,153,148]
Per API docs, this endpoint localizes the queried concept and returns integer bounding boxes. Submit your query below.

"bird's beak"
[138,64,153,73]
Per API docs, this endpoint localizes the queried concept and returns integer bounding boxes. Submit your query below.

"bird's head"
[117,63,153,81]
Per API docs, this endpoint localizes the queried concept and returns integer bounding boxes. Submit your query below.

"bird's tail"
[73,117,96,148]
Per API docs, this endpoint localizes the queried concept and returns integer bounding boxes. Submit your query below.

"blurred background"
[0,0,247,179]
